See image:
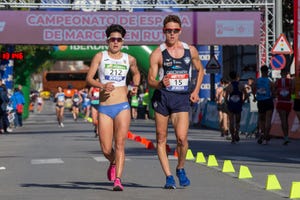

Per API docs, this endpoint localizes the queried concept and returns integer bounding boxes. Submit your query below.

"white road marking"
[0,166,6,170]
[31,158,64,165]
[93,156,130,162]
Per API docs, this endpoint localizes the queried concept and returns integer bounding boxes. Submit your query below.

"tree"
[0,45,54,118]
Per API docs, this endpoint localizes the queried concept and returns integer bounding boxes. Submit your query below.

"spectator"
[225,71,246,144]
[215,78,229,137]
[253,65,275,145]
[0,80,10,133]
[275,70,293,145]
[10,87,25,128]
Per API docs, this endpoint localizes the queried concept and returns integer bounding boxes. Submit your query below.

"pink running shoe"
[113,178,124,191]
[107,164,116,181]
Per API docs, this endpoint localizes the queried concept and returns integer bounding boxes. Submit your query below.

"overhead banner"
[0,11,260,45]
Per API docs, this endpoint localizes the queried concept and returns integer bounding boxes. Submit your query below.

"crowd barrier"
[200,101,300,139]
[201,101,258,134]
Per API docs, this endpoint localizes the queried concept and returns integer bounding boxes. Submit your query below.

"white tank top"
[98,51,130,87]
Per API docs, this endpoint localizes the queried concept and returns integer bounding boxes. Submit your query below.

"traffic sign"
[271,34,293,54]
[270,54,286,70]
[205,55,221,74]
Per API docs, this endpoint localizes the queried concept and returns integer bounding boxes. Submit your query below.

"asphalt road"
[0,100,299,200]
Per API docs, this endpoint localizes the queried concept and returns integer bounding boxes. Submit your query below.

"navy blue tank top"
[160,42,192,94]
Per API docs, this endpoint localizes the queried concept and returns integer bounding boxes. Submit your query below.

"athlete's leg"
[155,112,171,176]
[222,112,229,135]
[218,110,224,136]
[258,112,266,134]
[85,105,91,120]
[113,109,131,179]
[59,107,64,123]
[278,110,289,139]
[228,112,235,141]
[235,112,241,134]
[55,107,60,123]
[98,113,115,163]
[265,109,274,139]
[171,112,189,169]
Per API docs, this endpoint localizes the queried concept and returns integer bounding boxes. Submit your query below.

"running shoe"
[176,168,190,187]
[235,134,240,142]
[107,164,116,181]
[283,140,290,145]
[164,175,176,189]
[113,178,123,191]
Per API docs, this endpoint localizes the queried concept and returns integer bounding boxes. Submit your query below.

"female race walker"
[86,24,140,191]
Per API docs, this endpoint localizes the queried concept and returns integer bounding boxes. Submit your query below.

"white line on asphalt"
[31,158,64,165]
[93,156,130,162]
[0,166,6,170]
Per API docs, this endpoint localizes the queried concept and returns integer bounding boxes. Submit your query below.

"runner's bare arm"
[148,48,164,89]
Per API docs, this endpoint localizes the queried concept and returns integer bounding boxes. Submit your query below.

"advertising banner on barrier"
[197,46,222,99]
[0,11,260,45]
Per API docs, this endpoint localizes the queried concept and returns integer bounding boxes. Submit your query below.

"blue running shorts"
[151,89,190,116]
[98,102,130,119]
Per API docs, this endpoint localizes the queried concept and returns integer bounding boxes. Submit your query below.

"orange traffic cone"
[134,135,142,142]
[146,141,155,150]
[127,131,135,140]
[174,149,178,157]
[141,137,148,145]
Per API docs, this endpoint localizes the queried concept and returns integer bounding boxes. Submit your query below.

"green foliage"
[12,45,54,85]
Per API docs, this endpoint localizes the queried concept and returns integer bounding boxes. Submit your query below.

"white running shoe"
[6,128,13,133]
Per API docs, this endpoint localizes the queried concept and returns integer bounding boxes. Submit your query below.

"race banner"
[0,11,260,45]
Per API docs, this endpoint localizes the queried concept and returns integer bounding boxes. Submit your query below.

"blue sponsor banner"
[197,45,222,99]
[0,59,13,93]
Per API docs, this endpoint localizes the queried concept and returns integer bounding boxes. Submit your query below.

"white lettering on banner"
[44,28,164,42]
[142,30,165,42]
[70,45,106,51]
[24,13,193,43]
[68,45,129,51]
[26,14,191,27]
[216,20,254,38]
[64,29,103,41]
[44,29,63,41]
[26,14,118,27]
[201,83,210,89]
[199,54,219,61]
[139,16,165,27]
[119,15,138,26]
[124,30,141,41]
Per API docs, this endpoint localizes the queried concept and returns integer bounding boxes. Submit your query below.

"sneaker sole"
[164,185,176,189]
[179,182,190,187]
[113,186,123,191]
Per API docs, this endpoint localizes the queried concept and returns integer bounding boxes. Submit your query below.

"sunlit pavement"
[0,100,299,200]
